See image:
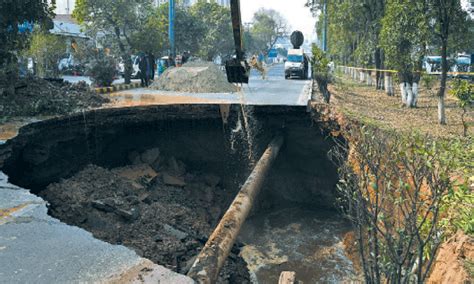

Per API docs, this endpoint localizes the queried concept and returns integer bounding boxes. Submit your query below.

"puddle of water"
[238,207,356,283]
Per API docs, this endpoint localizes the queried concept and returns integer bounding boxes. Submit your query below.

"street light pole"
[322,0,328,52]
[169,0,175,61]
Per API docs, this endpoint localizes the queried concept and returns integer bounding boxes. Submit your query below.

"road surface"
[110,64,311,106]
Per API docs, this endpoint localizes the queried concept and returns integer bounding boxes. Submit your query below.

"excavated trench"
[0,104,355,283]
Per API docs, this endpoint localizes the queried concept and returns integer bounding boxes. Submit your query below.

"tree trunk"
[438,39,448,124]
[384,72,394,96]
[114,26,132,84]
[375,47,383,90]
[406,82,414,107]
[123,54,132,84]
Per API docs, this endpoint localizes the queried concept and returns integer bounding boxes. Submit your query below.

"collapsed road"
[0,103,355,283]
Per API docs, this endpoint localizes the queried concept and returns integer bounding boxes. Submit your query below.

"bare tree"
[330,126,453,283]
[249,8,289,55]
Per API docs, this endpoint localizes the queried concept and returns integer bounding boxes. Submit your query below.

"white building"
[53,0,75,15]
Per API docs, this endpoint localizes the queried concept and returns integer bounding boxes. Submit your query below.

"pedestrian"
[138,53,149,87]
[148,52,156,80]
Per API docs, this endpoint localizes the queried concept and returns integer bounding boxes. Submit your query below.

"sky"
[241,0,316,40]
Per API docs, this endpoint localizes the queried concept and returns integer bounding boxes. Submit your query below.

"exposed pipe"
[187,136,284,284]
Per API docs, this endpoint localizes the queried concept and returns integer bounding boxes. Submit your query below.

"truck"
[284,31,309,80]
[285,48,309,79]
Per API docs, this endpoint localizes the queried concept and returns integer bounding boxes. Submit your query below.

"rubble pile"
[150,62,238,93]
[0,77,109,117]
[41,147,250,283]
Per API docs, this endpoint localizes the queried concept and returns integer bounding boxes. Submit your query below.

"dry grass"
[330,76,473,139]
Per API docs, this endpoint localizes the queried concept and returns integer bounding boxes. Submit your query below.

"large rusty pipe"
[187,136,284,283]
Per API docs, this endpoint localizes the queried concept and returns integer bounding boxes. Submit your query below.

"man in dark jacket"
[138,53,149,87]
[148,52,156,80]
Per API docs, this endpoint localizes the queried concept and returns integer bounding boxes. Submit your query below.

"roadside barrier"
[94,82,142,94]
[336,66,473,98]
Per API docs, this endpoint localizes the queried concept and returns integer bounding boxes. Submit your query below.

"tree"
[0,0,54,79]
[307,0,386,88]
[249,8,289,55]
[24,30,67,78]
[191,1,233,61]
[380,0,430,107]
[73,0,151,84]
[431,0,469,124]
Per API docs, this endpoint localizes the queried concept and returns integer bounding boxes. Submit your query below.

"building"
[53,0,75,15]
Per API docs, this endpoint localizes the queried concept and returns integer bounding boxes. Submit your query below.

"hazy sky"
[241,0,316,38]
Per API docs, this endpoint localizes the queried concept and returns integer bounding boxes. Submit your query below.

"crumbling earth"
[150,62,238,93]
[40,147,250,283]
[0,77,109,117]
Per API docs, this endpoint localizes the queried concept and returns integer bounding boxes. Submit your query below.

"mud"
[150,62,238,93]
[0,77,109,117]
[41,160,250,283]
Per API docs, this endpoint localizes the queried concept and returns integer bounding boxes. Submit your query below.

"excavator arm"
[225,0,250,84]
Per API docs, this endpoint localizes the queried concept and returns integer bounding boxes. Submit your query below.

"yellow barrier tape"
[338,66,474,76]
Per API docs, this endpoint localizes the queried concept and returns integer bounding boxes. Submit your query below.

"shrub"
[450,79,473,137]
[330,126,457,283]
[311,44,332,103]
[87,51,117,87]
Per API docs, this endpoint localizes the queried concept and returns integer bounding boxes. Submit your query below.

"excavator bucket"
[225,59,250,84]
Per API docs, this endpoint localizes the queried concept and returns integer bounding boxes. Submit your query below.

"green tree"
[24,31,67,78]
[380,0,430,107]
[249,8,289,55]
[308,0,386,88]
[191,1,233,61]
[73,0,151,84]
[430,0,470,124]
[0,0,54,80]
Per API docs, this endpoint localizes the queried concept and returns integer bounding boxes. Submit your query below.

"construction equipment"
[225,0,250,84]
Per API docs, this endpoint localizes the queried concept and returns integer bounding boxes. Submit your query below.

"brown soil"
[150,62,238,93]
[428,231,473,283]
[330,77,473,139]
[40,154,250,283]
[0,77,109,117]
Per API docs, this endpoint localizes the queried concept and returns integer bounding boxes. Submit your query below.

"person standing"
[138,53,149,87]
[148,52,156,80]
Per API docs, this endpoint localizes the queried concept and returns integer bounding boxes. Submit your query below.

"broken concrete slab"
[162,172,186,187]
[140,148,160,165]
[112,164,158,183]
[163,224,188,241]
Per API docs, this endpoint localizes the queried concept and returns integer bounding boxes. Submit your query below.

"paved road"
[110,64,311,106]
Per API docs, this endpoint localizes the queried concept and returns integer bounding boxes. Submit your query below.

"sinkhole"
[0,104,355,283]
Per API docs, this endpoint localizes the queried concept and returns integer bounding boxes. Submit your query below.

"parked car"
[117,55,140,79]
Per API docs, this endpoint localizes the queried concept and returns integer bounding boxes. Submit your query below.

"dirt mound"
[0,77,109,117]
[40,149,250,283]
[150,62,238,93]
[428,231,473,283]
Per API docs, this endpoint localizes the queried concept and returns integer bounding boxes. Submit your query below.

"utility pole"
[169,0,175,62]
[322,0,328,52]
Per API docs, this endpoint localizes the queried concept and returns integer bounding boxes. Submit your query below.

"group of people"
[138,52,156,87]
[138,51,192,87]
